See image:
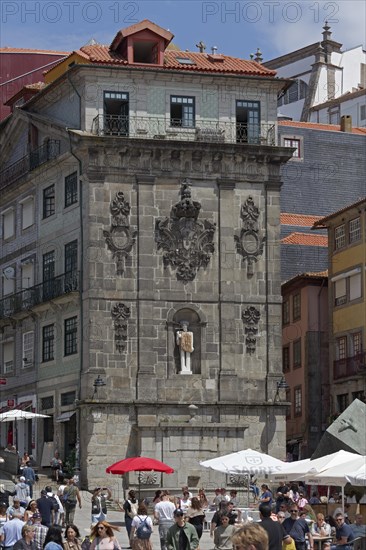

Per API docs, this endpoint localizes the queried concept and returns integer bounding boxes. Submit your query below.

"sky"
[0,0,365,60]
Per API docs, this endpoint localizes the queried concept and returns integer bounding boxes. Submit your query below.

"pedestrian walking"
[31,513,48,550]
[0,510,25,549]
[213,515,236,550]
[22,463,36,499]
[91,487,112,524]
[129,503,153,550]
[231,523,269,550]
[44,526,64,550]
[89,521,121,550]
[13,524,37,550]
[63,479,82,525]
[36,490,54,528]
[259,503,292,550]
[166,509,199,550]
[154,492,176,550]
[282,505,313,550]
[14,478,30,507]
[63,524,82,550]
[123,490,138,543]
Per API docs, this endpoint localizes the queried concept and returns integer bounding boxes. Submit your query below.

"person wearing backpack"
[130,503,153,550]
[91,487,112,524]
[63,478,82,525]
[45,486,63,525]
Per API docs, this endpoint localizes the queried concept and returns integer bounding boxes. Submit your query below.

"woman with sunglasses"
[90,521,121,550]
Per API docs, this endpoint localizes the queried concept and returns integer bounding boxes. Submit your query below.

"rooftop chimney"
[340,115,352,132]
[211,46,218,54]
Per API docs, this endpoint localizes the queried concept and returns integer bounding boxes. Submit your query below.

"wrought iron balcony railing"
[0,271,79,319]
[333,352,366,380]
[91,115,276,146]
[0,140,61,191]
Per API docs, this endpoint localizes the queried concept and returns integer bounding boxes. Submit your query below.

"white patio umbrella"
[0,409,49,421]
[300,454,366,513]
[272,450,362,482]
[200,448,285,475]
[345,463,366,487]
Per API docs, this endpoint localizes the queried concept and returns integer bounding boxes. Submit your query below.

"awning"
[56,411,75,423]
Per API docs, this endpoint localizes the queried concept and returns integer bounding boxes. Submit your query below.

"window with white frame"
[2,266,15,296]
[294,386,302,416]
[336,336,347,360]
[170,96,195,128]
[349,272,362,301]
[284,138,301,158]
[334,278,347,306]
[335,224,346,249]
[3,341,14,373]
[21,197,34,230]
[22,331,34,368]
[351,332,362,356]
[349,217,361,244]
[2,209,15,240]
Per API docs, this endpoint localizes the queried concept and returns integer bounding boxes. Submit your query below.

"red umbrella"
[106,457,174,499]
[106,456,174,475]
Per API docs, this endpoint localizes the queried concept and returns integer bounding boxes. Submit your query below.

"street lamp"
[274,376,289,402]
[92,375,106,397]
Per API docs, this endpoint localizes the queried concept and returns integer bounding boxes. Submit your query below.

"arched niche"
[166,305,207,375]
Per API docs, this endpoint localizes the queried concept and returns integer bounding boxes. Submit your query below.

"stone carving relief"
[234,196,265,277]
[104,192,137,275]
[138,471,158,485]
[111,303,130,353]
[242,306,261,355]
[155,180,216,282]
[229,474,248,486]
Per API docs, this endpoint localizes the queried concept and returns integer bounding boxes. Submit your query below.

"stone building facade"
[0,20,292,490]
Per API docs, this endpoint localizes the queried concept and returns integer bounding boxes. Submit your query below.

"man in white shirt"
[154,491,176,550]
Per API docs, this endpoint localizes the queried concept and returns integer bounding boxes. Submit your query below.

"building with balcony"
[281,272,329,460]
[313,198,366,420]
[0,19,293,489]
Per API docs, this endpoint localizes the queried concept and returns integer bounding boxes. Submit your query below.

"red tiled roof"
[313,197,366,228]
[281,213,323,226]
[0,47,69,55]
[282,270,328,287]
[278,120,366,135]
[281,232,328,246]
[51,46,276,76]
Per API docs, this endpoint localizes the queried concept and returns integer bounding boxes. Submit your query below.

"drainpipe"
[264,181,270,454]
[67,130,83,478]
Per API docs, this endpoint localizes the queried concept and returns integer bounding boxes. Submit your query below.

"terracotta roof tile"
[57,46,276,76]
[281,213,324,226]
[0,47,69,55]
[281,232,328,246]
[313,197,366,227]
[278,120,366,135]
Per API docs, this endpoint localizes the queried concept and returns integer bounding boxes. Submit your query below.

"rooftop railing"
[333,352,366,380]
[0,271,79,319]
[0,140,61,191]
[91,115,276,146]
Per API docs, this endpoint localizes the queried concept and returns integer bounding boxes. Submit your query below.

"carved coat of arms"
[155,181,216,282]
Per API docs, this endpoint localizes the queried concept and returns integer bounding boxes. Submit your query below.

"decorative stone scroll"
[111,303,130,352]
[242,306,261,355]
[155,180,216,282]
[138,471,158,485]
[103,192,137,275]
[234,196,265,277]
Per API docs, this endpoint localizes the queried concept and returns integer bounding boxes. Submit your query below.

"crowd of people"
[0,470,365,550]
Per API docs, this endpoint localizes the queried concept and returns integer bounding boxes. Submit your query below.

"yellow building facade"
[314,199,366,415]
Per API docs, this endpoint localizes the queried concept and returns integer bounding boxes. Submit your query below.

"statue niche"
[155,180,216,283]
[172,308,201,375]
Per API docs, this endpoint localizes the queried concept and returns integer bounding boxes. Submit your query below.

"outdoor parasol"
[106,456,174,499]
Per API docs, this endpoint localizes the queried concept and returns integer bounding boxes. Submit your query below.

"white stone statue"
[176,321,194,374]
